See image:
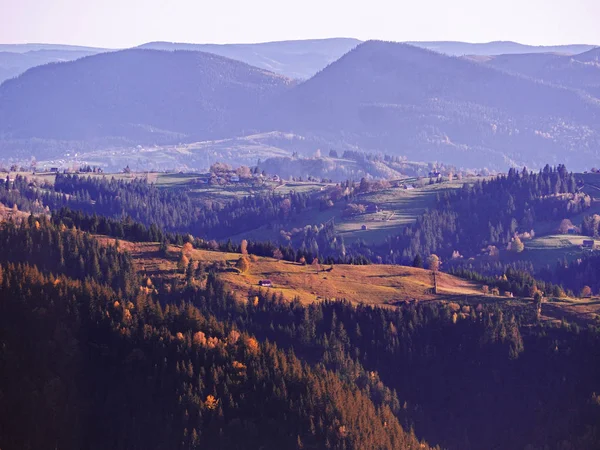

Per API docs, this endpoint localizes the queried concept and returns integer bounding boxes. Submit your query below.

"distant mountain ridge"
[1,40,600,170]
[1,38,597,85]
[408,40,597,56]
[138,38,362,80]
[464,47,600,99]
[265,41,600,168]
[0,49,293,144]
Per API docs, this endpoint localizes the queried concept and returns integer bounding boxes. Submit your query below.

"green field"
[226,178,471,244]
[501,234,600,270]
[336,179,468,244]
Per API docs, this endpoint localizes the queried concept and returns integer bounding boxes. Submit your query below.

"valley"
[2,23,600,450]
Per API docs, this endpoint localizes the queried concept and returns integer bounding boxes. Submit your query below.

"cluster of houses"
[205,169,282,186]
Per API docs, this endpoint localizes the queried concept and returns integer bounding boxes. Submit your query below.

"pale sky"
[1,0,599,48]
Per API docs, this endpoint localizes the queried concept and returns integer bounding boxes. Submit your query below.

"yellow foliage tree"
[245,336,260,356]
[236,256,250,273]
[182,242,194,257]
[177,253,189,273]
[205,395,219,410]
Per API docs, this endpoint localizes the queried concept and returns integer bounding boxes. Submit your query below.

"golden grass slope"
[104,239,482,304]
[92,237,600,324]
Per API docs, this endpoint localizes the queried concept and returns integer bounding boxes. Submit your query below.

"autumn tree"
[533,290,544,320]
[427,254,440,272]
[182,242,194,257]
[581,285,593,298]
[312,258,321,273]
[510,236,525,253]
[236,256,250,273]
[240,239,248,255]
[558,218,574,234]
[273,248,283,261]
[177,253,189,273]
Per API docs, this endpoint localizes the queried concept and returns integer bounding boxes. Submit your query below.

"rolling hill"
[267,40,600,169]
[2,40,600,170]
[138,38,362,80]
[106,239,483,304]
[465,47,600,99]
[0,49,293,154]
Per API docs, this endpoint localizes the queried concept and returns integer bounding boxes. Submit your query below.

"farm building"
[366,203,379,213]
[582,240,595,249]
[361,225,368,231]
[258,280,273,287]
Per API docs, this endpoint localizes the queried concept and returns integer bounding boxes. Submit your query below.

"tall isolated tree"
[312,258,321,273]
[177,253,189,273]
[273,248,284,261]
[427,254,440,272]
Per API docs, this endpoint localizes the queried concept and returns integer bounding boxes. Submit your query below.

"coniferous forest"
[2,6,600,447]
[1,165,600,449]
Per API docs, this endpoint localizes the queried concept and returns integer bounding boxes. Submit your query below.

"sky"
[1,0,599,48]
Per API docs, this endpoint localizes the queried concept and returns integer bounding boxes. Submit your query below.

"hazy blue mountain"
[465,47,600,99]
[0,49,293,151]
[2,40,600,170]
[266,41,600,169]
[408,40,597,56]
[138,38,361,79]
[574,47,600,62]
[0,48,103,84]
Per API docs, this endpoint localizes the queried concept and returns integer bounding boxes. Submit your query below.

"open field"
[102,238,483,305]
[543,297,600,325]
[227,178,472,244]
[90,236,600,325]
[510,234,600,269]
[336,179,469,244]
[0,203,29,222]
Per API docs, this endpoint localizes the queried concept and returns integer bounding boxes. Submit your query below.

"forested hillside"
[469,48,600,99]
[1,216,599,449]
[394,165,588,261]
[0,49,292,152]
[0,174,316,240]
[2,42,600,170]
[0,218,428,450]
[269,40,600,169]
